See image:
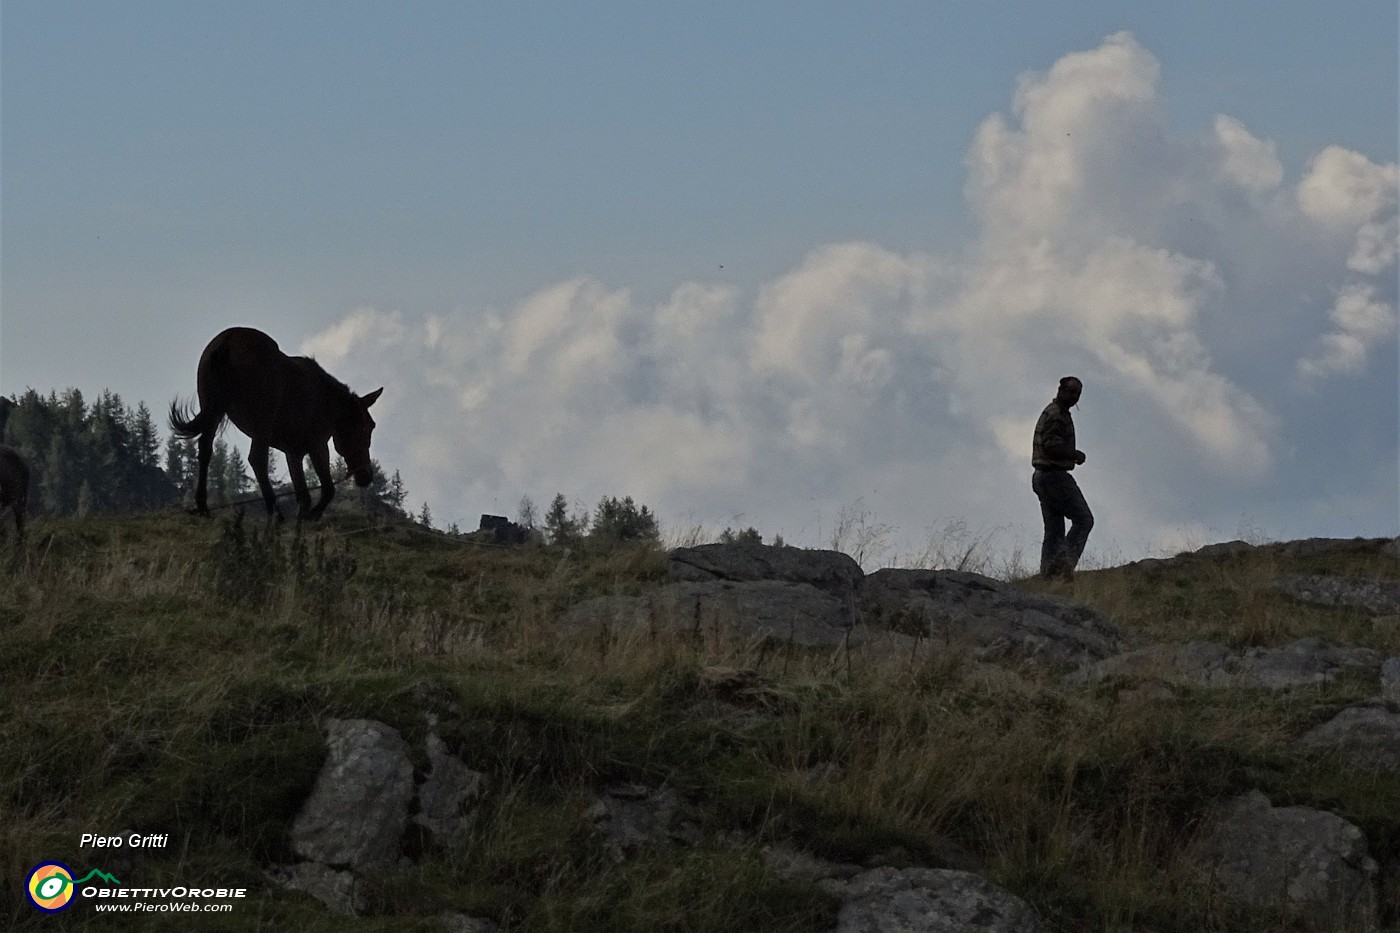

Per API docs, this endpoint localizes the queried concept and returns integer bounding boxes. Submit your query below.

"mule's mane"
[296,355,358,405]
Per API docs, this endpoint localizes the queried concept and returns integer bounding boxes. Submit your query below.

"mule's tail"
[168,399,222,440]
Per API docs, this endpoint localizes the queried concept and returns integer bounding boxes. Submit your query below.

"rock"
[1268,574,1400,614]
[1193,791,1377,926]
[1191,540,1254,559]
[1383,657,1400,700]
[760,844,863,884]
[440,911,500,933]
[863,569,1131,669]
[290,719,416,870]
[1297,701,1400,771]
[415,731,485,847]
[1071,638,1382,690]
[559,580,898,649]
[1277,537,1392,559]
[1239,638,1382,689]
[267,862,363,916]
[588,784,700,862]
[825,867,1042,932]
[668,543,863,595]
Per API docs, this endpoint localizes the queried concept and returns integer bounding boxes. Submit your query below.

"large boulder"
[1268,574,1400,615]
[668,543,863,595]
[1193,791,1378,926]
[587,783,701,862]
[559,580,906,649]
[825,867,1042,933]
[414,730,485,847]
[1383,657,1400,700]
[265,862,362,916]
[290,718,416,870]
[1071,638,1383,690]
[862,569,1131,669]
[1297,701,1400,771]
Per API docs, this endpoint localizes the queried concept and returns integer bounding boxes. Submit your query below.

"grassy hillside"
[2,513,1396,931]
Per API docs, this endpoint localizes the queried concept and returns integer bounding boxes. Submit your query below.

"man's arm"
[1042,443,1086,465]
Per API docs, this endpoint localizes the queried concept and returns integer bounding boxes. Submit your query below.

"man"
[1031,376,1093,580]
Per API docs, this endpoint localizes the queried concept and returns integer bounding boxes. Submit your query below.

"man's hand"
[1074,450,1087,465]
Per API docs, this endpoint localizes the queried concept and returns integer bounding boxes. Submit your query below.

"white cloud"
[300,307,406,364]
[1212,115,1284,193]
[305,32,1397,564]
[1297,146,1399,226]
[1297,284,1397,381]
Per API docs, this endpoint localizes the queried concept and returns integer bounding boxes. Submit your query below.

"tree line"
[0,389,409,520]
[0,388,678,550]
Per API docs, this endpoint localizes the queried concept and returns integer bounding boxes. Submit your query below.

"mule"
[0,444,28,542]
[170,327,383,521]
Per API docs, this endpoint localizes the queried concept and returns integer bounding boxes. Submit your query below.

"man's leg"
[1032,471,1067,577]
[1059,474,1094,575]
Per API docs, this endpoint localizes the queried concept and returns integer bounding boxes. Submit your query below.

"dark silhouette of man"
[1031,376,1093,580]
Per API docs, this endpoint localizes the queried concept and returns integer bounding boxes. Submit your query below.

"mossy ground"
[1,514,1395,931]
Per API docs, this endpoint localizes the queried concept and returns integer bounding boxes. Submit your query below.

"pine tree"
[543,493,586,548]
[223,446,251,502]
[209,440,231,506]
[517,495,538,530]
[588,496,660,547]
[380,470,408,515]
[129,402,161,467]
[418,502,433,528]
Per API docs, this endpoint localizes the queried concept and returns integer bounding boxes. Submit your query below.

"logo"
[27,863,76,913]
[25,862,121,913]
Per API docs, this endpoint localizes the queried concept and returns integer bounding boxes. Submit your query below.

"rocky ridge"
[271,537,1398,930]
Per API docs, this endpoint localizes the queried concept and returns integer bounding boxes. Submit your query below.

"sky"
[2,1,1397,568]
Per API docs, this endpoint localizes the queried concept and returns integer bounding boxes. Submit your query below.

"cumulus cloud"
[304,32,1397,564]
[1296,284,1398,381]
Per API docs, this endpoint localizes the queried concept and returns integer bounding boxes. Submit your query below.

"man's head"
[1056,376,1083,407]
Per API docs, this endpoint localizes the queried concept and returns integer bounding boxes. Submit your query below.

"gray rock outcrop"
[669,543,863,595]
[1071,637,1383,690]
[290,718,416,869]
[862,569,1131,668]
[562,545,1132,669]
[276,717,488,917]
[824,867,1042,933]
[1193,791,1378,926]
[1382,657,1400,700]
[1269,574,1400,614]
[415,731,485,847]
[1297,701,1400,771]
[560,579,894,649]
[587,783,701,862]
[265,862,362,916]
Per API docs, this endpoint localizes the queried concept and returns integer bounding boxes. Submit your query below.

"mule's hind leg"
[191,431,215,516]
[248,439,283,521]
[306,446,336,520]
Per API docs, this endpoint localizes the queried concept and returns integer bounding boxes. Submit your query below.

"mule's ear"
[361,388,384,408]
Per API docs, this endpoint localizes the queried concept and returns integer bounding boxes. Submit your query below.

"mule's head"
[333,387,383,487]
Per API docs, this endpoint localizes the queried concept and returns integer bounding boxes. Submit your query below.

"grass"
[1,513,1396,931]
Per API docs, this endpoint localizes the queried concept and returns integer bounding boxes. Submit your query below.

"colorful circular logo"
[26,862,76,913]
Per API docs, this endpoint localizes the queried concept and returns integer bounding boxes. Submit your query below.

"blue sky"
[2,2,1397,564]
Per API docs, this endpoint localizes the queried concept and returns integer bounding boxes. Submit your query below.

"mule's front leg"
[248,440,284,522]
[286,454,316,521]
[306,447,336,520]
